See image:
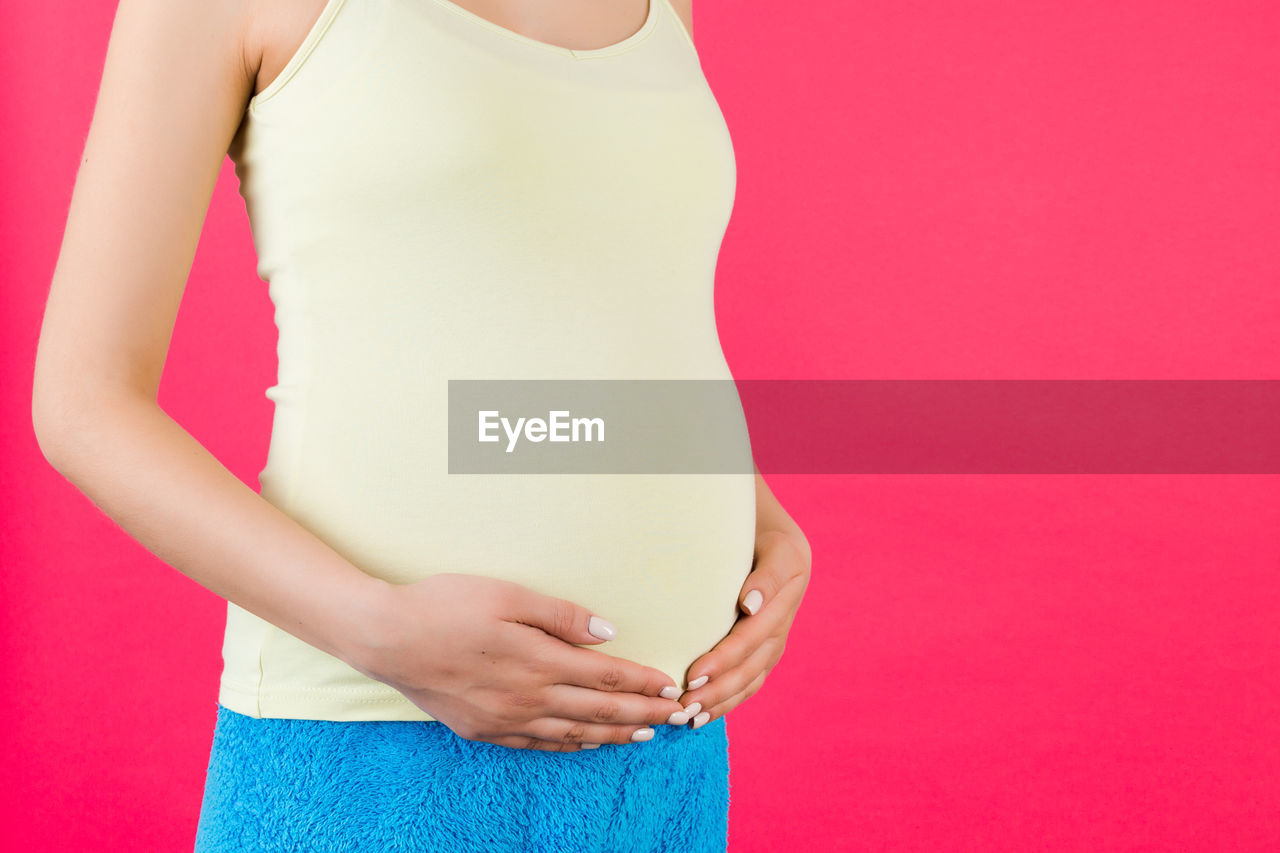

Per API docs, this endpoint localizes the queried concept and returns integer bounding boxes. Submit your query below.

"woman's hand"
[340,573,693,751]
[677,529,812,727]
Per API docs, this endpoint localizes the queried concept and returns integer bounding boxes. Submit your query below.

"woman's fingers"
[737,558,783,612]
[475,633,688,725]
[697,669,769,725]
[679,533,807,726]
[739,530,810,613]
[683,638,781,724]
[679,573,801,696]
[696,644,776,724]
[448,692,665,747]
[530,632,687,705]
[483,735,597,752]
[460,681,692,749]
[682,542,807,689]
[516,706,672,747]
[536,681,692,730]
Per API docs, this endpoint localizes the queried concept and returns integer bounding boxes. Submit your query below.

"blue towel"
[195,703,730,852]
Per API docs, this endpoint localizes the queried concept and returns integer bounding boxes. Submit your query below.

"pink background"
[3,1,1278,850]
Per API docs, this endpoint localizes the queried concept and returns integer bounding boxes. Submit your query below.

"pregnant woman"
[32,0,811,849]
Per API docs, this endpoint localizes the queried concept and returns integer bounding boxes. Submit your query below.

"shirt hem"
[218,677,441,722]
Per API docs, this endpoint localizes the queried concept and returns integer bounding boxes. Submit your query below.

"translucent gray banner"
[448,380,754,473]
[448,380,1280,474]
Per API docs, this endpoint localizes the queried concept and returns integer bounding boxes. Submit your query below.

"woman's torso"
[220,0,756,721]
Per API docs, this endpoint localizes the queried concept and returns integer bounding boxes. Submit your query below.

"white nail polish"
[692,712,710,729]
[659,685,682,700]
[588,616,616,641]
[683,702,702,717]
[580,743,601,749]
[667,711,690,725]
[687,675,709,690]
[743,589,763,615]
[631,727,655,742]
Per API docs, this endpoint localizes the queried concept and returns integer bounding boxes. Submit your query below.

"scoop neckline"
[426,0,660,59]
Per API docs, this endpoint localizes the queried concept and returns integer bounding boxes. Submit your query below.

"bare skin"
[33,0,804,752]
[249,0,694,94]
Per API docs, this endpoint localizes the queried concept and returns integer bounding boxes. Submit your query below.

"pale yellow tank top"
[221,0,756,721]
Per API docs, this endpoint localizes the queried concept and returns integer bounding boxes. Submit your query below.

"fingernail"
[683,701,702,717]
[687,675,709,690]
[631,727,655,742]
[588,616,617,641]
[580,743,600,749]
[659,685,682,700]
[692,712,710,729]
[667,710,690,725]
[742,589,763,615]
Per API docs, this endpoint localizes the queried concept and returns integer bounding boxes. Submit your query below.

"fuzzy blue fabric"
[194,703,730,852]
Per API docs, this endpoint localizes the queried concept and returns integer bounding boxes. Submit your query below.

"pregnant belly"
[274,470,759,689]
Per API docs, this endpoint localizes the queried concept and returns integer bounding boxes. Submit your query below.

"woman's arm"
[31,0,390,665]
